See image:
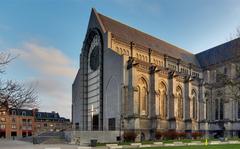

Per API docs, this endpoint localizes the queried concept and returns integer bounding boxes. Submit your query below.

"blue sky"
[0,0,240,118]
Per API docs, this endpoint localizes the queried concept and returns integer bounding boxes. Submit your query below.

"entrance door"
[0,131,6,138]
[92,114,99,130]
[11,131,17,137]
[22,132,27,138]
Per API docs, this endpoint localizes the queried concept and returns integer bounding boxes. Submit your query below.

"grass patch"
[140,144,240,149]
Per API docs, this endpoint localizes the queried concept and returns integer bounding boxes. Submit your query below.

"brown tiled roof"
[97,13,200,67]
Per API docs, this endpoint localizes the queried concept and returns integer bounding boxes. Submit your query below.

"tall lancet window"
[134,86,140,114]
[156,91,160,116]
[238,101,240,119]
[206,99,210,120]
[175,86,183,119]
[137,77,148,116]
[190,90,197,120]
[215,99,219,120]
[219,99,224,120]
[142,87,147,114]
[159,82,167,119]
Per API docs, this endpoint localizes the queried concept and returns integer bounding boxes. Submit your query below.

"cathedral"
[72,8,240,139]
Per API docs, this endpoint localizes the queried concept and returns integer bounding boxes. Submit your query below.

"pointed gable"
[85,8,106,34]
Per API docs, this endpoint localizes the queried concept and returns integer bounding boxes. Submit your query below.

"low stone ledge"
[106,144,118,147]
[173,142,186,146]
[106,144,123,149]
[209,141,228,145]
[108,146,123,149]
[164,143,175,146]
[130,143,142,146]
[187,142,204,146]
[228,140,240,144]
[153,142,163,145]
[139,144,152,148]
[77,147,92,149]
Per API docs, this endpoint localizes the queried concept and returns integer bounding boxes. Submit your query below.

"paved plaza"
[0,140,83,149]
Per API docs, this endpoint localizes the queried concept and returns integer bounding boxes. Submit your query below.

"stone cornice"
[111,34,202,69]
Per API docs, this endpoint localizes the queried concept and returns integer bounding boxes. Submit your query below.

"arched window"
[215,99,219,120]
[206,99,210,120]
[134,86,140,114]
[142,87,147,114]
[159,82,167,119]
[220,99,224,120]
[137,77,148,116]
[191,90,197,120]
[238,101,240,119]
[156,90,160,116]
[175,86,183,119]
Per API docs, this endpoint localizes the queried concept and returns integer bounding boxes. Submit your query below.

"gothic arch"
[219,98,224,120]
[136,77,149,116]
[175,86,183,119]
[158,81,167,119]
[134,86,141,114]
[190,89,197,120]
[136,75,149,90]
[215,99,219,120]
[83,28,103,57]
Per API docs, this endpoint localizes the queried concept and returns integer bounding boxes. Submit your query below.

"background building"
[0,104,70,139]
[72,8,240,140]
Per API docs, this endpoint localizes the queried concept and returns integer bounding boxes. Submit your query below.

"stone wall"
[65,131,121,145]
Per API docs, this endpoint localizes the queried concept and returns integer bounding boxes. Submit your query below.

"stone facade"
[72,8,240,139]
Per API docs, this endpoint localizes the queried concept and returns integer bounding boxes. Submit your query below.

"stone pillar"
[167,71,175,130]
[167,72,174,119]
[198,81,203,122]
[126,57,137,130]
[149,65,157,139]
[127,63,135,116]
[184,78,190,121]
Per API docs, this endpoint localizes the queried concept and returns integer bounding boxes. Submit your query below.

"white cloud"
[19,42,76,79]
[13,42,77,119]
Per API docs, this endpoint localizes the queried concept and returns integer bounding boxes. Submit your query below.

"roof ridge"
[196,37,240,55]
[92,8,106,33]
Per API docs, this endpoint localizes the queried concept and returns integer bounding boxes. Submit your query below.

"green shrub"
[123,131,137,142]
[162,131,177,140]
[155,131,163,140]
[192,132,204,139]
[177,132,187,139]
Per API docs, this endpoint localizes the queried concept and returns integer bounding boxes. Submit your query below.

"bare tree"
[224,65,240,102]
[229,26,240,41]
[0,52,38,109]
[0,52,13,73]
[219,26,240,102]
[236,27,240,38]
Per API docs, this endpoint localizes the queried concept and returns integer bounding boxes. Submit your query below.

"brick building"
[0,104,70,138]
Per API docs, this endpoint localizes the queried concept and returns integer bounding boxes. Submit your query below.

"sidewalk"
[0,140,81,149]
